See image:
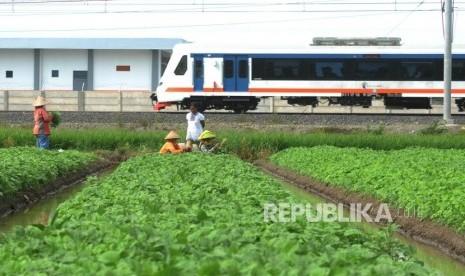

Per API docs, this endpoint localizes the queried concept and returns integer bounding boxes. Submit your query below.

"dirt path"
[255,160,465,264]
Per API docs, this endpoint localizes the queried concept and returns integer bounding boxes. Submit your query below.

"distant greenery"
[2,127,465,159]
[0,154,432,274]
[0,147,97,199]
[271,146,465,232]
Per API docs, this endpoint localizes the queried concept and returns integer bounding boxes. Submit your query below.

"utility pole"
[443,0,454,124]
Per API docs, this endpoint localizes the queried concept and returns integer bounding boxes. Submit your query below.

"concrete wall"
[94,50,152,91]
[0,50,34,90]
[41,50,88,90]
[0,91,452,114]
[0,90,152,112]
[85,91,153,112]
[7,90,40,111]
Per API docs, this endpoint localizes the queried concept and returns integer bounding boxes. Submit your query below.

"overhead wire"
[385,0,427,35]
[0,10,401,32]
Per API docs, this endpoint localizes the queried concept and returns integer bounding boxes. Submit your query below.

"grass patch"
[2,127,465,159]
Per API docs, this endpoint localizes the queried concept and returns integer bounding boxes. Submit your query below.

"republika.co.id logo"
[263,203,393,223]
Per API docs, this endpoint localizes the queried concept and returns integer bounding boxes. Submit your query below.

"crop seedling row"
[271,146,465,232]
[0,154,432,274]
[0,147,97,199]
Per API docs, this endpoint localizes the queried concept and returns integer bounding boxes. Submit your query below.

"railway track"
[1,111,465,126]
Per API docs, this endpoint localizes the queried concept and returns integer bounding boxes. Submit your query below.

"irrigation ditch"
[254,159,465,274]
[0,151,127,221]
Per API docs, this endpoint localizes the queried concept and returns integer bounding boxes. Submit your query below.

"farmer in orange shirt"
[159,131,184,154]
[33,96,53,149]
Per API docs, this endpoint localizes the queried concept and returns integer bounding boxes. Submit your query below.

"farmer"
[33,96,53,149]
[198,130,226,154]
[185,103,205,151]
[159,131,184,154]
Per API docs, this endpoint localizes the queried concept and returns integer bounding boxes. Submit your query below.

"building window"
[5,70,13,78]
[51,70,59,78]
[116,65,131,72]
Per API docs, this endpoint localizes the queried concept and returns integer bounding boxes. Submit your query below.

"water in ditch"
[0,180,90,233]
[280,181,465,276]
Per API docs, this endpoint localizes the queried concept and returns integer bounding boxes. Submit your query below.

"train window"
[315,62,344,80]
[251,58,314,80]
[160,50,172,75]
[272,60,301,80]
[453,61,465,81]
[239,60,248,78]
[252,59,267,80]
[398,61,435,81]
[251,57,463,81]
[194,59,203,79]
[353,61,391,80]
[224,60,234,78]
[174,55,187,75]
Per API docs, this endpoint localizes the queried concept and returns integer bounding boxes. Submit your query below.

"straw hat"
[165,131,180,140]
[199,130,216,140]
[32,96,47,107]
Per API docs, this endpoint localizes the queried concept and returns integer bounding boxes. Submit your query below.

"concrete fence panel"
[121,91,153,112]
[46,91,79,112]
[0,91,5,111]
[7,90,40,111]
[85,91,121,112]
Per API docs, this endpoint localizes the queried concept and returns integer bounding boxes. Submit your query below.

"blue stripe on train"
[192,53,465,59]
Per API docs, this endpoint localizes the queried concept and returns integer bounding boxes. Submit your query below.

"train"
[151,42,465,113]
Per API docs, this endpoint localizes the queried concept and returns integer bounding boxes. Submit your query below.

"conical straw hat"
[165,131,180,140]
[199,130,216,140]
[32,96,47,107]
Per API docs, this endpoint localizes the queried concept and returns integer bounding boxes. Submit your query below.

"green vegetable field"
[0,147,97,199]
[271,146,465,232]
[0,154,432,275]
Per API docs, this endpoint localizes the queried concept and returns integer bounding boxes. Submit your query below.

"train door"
[223,55,249,92]
[193,56,204,91]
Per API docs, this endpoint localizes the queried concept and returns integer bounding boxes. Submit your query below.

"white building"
[0,38,184,92]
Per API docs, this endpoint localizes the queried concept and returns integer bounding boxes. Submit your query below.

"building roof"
[0,38,185,50]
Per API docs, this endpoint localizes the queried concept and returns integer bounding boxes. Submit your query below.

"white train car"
[152,43,465,113]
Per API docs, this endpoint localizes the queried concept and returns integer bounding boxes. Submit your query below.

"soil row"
[0,158,119,219]
[255,160,465,264]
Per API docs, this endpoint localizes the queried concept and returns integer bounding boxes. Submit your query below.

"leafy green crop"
[0,147,97,199]
[0,154,432,275]
[51,111,61,128]
[271,146,465,232]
